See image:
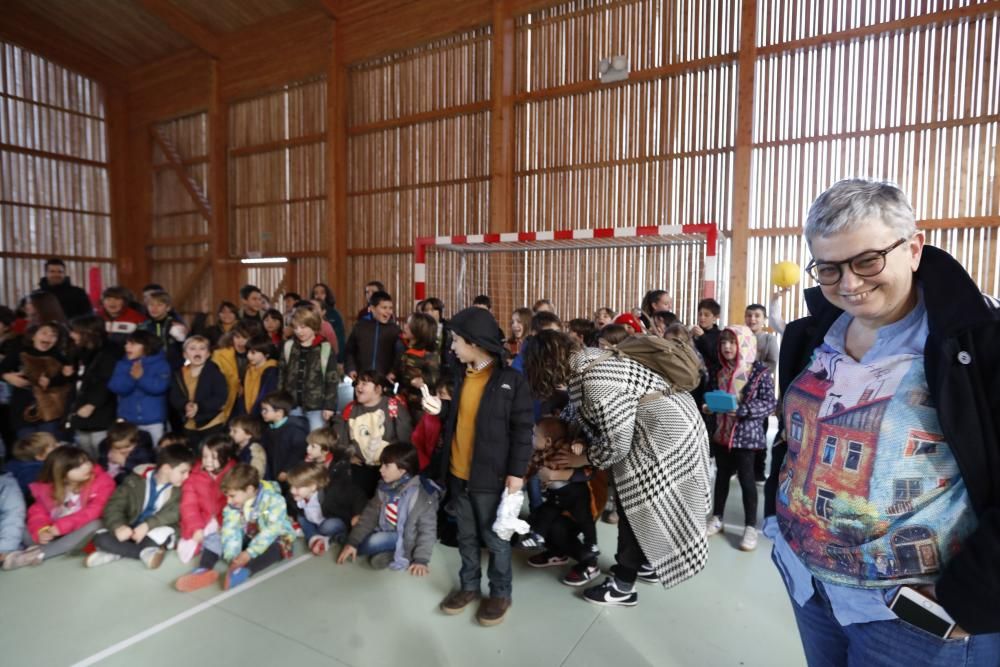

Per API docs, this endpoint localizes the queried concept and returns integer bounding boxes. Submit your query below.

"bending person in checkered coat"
[521,330,711,607]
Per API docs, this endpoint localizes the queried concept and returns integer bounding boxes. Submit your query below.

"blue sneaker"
[224,567,251,590]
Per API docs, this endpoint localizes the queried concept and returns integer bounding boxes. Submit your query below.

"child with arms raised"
[175,463,294,591]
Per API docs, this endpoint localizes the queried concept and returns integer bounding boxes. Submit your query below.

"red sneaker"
[175,568,220,592]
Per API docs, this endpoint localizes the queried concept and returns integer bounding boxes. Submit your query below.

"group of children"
[0,273,781,624]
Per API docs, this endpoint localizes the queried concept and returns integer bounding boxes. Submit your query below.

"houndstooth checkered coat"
[567,348,711,588]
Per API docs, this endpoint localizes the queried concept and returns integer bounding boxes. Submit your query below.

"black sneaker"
[583,577,638,607]
[517,531,546,550]
[636,562,659,584]
[562,563,600,587]
[527,551,569,568]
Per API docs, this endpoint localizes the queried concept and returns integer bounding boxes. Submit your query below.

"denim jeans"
[356,530,397,556]
[301,517,348,544]
[790,578,1000,666]
[448,475,512,599]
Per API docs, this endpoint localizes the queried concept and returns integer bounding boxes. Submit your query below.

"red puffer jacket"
[179,459,236,539]
[26,465,115,542]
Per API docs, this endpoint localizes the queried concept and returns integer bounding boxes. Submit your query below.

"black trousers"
[529,482,596,548]
[199,540,283,574]
[93,531,158,559]
[712,445,759,526]
[764,441,787,518]
[610,491,645,584]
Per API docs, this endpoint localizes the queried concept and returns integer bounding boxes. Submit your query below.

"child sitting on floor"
[177,435,237,564]
[287,463,342,555]
[86,444,194,569]
[228,415,267,479]
[174,463,294,592]
[97,422,155,486]
[337,443,440,576]
[3,447,115,570]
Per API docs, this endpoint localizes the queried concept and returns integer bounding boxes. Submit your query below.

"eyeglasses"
[805,238,907,286]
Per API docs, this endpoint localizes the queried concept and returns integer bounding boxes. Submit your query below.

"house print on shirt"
[776,345,975,586]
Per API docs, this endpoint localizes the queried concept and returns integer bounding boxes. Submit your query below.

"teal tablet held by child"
[704,390,738,413]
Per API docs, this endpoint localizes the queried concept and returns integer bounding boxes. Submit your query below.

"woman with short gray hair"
[766,179,1000,665]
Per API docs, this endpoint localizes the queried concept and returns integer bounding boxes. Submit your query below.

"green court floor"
[1,482,805,667]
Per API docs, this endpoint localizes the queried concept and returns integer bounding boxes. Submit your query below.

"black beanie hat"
[449,306,505,356]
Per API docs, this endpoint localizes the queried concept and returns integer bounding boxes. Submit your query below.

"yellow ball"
[772,261,801,288]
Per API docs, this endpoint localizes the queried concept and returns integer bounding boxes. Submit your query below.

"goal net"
[415,224,718,330]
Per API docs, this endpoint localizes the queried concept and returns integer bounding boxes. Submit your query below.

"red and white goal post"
[413,223,718,329]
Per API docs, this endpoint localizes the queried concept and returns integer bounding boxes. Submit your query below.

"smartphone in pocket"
[889,587,957,639]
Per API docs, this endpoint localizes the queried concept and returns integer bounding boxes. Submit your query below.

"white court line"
[70,554,312,667]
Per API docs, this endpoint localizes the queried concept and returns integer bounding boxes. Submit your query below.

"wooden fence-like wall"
[229,77,327,303]
[150,111,211,318]
[0,40,116,309]
[346,26,493,321]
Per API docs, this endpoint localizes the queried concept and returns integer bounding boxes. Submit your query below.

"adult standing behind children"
[437,306,533,627]
[344,291,400,380]
[521,330,711,607]
[37,258,93,320]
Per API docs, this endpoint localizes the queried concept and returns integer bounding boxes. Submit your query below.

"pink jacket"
[179,459,235,539]
[26,465,115,542]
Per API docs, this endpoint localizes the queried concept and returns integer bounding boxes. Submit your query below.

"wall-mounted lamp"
[598,55,629,83]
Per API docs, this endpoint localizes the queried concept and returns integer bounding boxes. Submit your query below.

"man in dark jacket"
[38,258,93,319]
[436,307,533,628]
[344,291,400,379]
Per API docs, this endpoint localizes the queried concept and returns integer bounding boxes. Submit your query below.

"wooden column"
[328,19,350,309]
[489,0,516,235]
[728,0,758,324]
[105,85,139,291]
[208,59,232,306]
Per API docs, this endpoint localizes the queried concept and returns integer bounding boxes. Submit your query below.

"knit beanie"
[448,307,505,356]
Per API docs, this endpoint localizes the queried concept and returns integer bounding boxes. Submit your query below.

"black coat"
[344,319,401,377]
[168,360,229,429]
[38,277,93,319]
[438,360,533,494]
[264,415,310,480]
[320,460,371,524]
[778,245,1000,634]
[69,344,121,432]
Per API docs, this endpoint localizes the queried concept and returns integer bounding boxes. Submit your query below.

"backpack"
[283,339,331,375]
[584,334,702,392]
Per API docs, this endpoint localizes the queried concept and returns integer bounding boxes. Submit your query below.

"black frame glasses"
[805,238,907,286]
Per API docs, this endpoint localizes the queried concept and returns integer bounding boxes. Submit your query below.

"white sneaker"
[706,516,723,536]
[140,546,166,569]
[740,526,758,551]
[85,551,122,568]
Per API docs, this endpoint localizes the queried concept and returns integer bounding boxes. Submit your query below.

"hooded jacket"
[38,276,92,319]
[179,459,237,539]
[101,464,181,532]
[26,464,115,542]
[777,245,1000,634]
[711,325,776,449]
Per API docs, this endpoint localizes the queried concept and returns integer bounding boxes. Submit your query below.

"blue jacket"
[108,351,171,425]
[0,473,26,553]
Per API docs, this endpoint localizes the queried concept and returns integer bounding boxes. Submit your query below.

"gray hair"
[804,179,916,243]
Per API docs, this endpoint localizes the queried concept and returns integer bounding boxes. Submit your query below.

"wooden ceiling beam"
[138,0,221,58]
[0,3,128,85]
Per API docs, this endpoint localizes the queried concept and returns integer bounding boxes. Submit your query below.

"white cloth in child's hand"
[492,489,530,541]
[169,323,187,342]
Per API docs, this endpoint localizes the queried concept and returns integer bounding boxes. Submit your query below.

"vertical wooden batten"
[328,19,350,307]
[208,59,231,307]
[490,0,516,235]
[728,0,757,324]
[105,86,136,292]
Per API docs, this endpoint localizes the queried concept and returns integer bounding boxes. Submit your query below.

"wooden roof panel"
[10,0,192,66]
[169,0,313,34]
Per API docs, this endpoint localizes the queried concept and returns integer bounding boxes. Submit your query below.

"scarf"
[243,358,278,413]
[714,325,757,446]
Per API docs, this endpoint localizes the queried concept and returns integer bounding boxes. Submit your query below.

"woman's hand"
[549,450,588,469]
[76,404,96,419]
[913,585,969,638]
